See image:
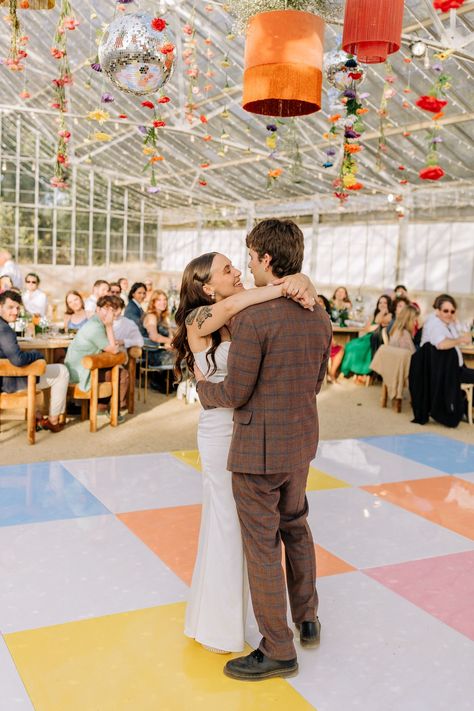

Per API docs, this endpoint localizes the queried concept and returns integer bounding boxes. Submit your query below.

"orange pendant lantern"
[242,10,325,117]
[342,0,404,64]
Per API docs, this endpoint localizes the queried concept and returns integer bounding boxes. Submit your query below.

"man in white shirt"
[84,279,110,316]
[0,250,22,288]
[22,272,48,317]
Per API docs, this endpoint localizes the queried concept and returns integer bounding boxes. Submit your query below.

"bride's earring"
[210,291,216,300]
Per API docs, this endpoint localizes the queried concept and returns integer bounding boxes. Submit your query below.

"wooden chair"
[67,352,126,432]
[126,346,142,414]
[371,345,412,414]
[461,383,473,425]
[0,358,46,444]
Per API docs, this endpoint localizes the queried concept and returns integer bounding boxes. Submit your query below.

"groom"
[195,219,332,680]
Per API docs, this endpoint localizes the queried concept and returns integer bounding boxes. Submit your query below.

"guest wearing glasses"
[421,294,474,384]
[22,272,48,317]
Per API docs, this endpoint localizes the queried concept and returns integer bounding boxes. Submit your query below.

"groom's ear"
[263,253,273,272]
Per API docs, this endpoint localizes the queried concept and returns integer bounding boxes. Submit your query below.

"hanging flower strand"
[50,0,77,189]
[417,56,451,181]
[3,0,29,72]
[140,97,169,192]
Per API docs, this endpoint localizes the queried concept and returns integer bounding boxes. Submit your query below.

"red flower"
[419,165,445,181]
[348,72,363,80]
[415,95,448,113]
[153,120,166,128]
[160,43,175,55]
[118,114,128,119]
[57,154,67,164]
[157,96,170,104]
[151,17,167,32]
[141,100,154,109]
[346,182,363,191]
[433,0,465,11]
[200,115,208,123]
[199,180,207,186]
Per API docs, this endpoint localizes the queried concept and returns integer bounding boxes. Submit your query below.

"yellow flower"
[266,134,277,150]
[91,131,112,142]
[143,146,156,155]
[87,109,110,123]
[434,49,453,61]
[343,174,357,188]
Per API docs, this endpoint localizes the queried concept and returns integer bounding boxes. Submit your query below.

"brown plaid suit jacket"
[197,298,332,474]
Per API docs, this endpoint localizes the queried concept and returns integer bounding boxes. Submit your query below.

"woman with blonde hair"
[142,289,174,391]
[389,304,418,354]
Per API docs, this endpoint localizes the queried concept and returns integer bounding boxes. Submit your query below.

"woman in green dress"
[341,294,394,377]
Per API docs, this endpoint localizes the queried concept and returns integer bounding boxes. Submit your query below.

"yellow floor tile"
[5,603,316,711]
[172,449,202,472]
[306,466,350,491]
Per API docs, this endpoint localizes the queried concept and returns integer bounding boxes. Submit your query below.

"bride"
[172,251,316,654]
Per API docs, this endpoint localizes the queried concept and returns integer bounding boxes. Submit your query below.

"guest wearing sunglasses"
[421,294,474,384]
[22,272,48,318]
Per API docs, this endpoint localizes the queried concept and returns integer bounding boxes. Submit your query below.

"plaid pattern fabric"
[232,466,317,660]
[197,299,331,475]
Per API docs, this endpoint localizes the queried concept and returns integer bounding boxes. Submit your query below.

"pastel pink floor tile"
[365,550,474,641]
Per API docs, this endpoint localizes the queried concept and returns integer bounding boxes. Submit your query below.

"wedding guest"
[389,304,418,354]
[421,294,474,384]
[118,277,129,304]
[64,291,88,333]
[84,279,110,316]
[0,290,69,432]
[142,289,174,392]
[0,250,22,288]
[330,286,352,326]
[143,278,154,310]
[318,295,345,383]
[394,284,421,314]
[341,294,394,378]
[22,272,48,317]
[124,282,147,337]
[65,295,129,416]
[0,275,13,293]
[109,282,122,298]
[113,298,144,349]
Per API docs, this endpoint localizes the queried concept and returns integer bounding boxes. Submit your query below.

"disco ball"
[98,11,175,96]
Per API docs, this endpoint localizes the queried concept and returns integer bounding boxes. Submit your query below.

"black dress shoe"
[224,649,298,681]
[296,618,321,648]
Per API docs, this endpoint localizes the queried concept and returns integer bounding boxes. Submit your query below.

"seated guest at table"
[388,305,417,354]
[394,284,421,314]
[386,295,410,337]
[84,279,110,316]
[0,275,13,293]
[64,290,88,333]
[65,295,129,415]
[142,289,175,392]
[341,294,394,379]
[22,272,48,317]
[109,282,122,298]
[421,294,474,384]
[143,278,154,310]
[330,286,352,326]
[118,277,129,304]
[124,282,147,337]
[0,290,69,432]
[113,297,144,349]
[0,250,22,288]
[318,294,345,383]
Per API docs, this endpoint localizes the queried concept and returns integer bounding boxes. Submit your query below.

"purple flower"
[343,89,356,99]
[101,93,114,103]
[91,62,102,72]
[137,125,148,135]
[266,123,277,132]
[433,136,443,143]
[344,128,360,139]
[147,186,160,193]
[117,0,134,4]
[432,63,443,73]
[325,148,336,157]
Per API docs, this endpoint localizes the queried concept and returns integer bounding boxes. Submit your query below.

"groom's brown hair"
[246,219,304,278]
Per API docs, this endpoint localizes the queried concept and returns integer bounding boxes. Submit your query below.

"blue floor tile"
[362,434,474,475]
[0,461,110,526]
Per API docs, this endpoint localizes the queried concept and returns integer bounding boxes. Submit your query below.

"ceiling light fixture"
[410,40,427,58]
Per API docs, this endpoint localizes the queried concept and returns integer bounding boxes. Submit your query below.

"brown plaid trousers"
[197,298,332,659]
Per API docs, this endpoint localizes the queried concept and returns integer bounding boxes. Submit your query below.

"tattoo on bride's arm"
[186,309,198,326]
[196,306,213,329]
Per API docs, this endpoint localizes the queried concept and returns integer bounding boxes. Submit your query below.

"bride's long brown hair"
[172,252,223,382]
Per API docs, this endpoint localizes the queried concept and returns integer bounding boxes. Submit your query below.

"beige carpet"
[1,379,472,466]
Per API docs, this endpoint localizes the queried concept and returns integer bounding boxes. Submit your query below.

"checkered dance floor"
[1,433,473,710]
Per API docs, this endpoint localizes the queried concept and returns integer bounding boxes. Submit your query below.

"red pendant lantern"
[342,0,404,64]
[242,10,325,117]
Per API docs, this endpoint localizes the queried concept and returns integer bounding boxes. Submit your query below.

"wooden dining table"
[461,344,474,368]
[18,335,75,364]
[332,325,363,347]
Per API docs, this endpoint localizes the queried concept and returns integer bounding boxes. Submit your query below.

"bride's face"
[205,253,243,301]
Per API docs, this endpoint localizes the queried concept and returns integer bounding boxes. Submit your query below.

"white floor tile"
[307,487,473,569]
[0,515,188,633]
[313,439,445,486]
[0,636,34,710]
[289,572,474,711]
[61,453,203,513]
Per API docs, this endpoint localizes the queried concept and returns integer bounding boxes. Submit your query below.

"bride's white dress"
[184,341,247,651]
